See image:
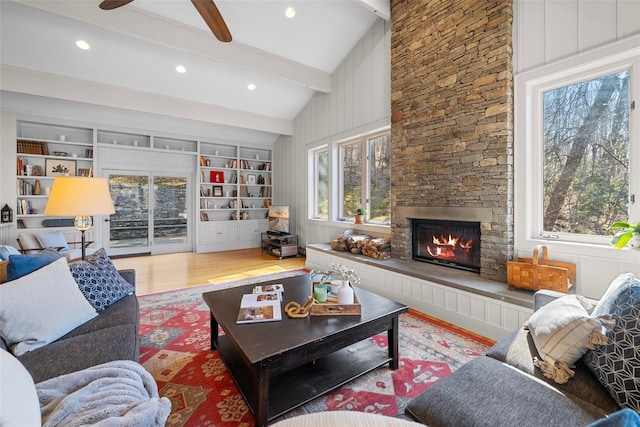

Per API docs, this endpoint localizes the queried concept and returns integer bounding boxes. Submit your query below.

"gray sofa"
[404,290,620,426]
[0,269,140,383]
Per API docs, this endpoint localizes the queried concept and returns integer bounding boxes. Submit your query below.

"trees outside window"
[543,70,630,236]
[312,148,328,220]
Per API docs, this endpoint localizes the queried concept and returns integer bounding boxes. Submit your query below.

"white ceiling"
[0,0,386,142]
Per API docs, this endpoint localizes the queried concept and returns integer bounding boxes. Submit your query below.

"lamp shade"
[44,177,115,216]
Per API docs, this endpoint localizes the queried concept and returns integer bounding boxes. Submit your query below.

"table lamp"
[44,177,115,260]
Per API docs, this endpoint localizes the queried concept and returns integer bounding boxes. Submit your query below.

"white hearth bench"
[306,243,534,341]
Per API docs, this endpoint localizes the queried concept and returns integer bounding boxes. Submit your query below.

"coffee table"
[202,274,408,427]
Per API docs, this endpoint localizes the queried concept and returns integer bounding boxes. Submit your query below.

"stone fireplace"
[389,0,514,282]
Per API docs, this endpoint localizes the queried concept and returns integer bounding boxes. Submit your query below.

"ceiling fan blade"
[191,0,232,43]
[99,0,135,10]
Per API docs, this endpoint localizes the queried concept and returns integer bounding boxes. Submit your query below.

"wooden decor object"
[507,245,575,293]
[310,282,361,316]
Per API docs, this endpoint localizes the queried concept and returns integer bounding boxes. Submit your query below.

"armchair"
[16,230,95,261]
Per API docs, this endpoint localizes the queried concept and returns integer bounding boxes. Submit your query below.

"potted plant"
[610,221,640,250]
[355,208,367,224]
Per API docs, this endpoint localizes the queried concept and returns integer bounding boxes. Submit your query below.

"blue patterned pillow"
[584,281,640,412]
[69,248,134,312]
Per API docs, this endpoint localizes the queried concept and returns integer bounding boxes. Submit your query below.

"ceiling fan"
[98,0,232,42]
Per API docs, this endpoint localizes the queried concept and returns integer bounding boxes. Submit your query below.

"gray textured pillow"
[524,294,611,384]
[0,258,97,356]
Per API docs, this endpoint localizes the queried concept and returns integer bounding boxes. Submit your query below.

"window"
[308,129,391,226]
[515,38,639,246]
[543,70,630,236]
[339,131,391,224]
[311,147,328,220]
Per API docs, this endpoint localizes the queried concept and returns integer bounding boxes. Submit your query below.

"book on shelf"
[236,292,282,324]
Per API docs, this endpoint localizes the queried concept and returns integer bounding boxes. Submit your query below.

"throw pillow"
[0,349,41,426]
[34,230,70,252]
[524,294,612,384]
[591,272,639,317]
[69,248,134,312]
[584,282,640,413]
[0,258,97,356]
[6,248,62,281]
[0,245,20,261]
[0,260,8,284]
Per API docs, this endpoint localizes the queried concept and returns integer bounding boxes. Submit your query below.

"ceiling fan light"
[285,7,296,18]
[75,40,90,50]
[176,65,187,74]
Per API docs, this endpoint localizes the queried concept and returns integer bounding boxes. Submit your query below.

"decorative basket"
[507,245,575,293]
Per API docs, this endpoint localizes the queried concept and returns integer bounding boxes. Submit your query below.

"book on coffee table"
[236,293,282,324]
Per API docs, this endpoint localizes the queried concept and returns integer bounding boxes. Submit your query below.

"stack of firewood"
[361,237,391,259]
[329,231,391,259]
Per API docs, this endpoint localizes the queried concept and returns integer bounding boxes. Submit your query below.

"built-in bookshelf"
[15,121,95,230]
[197,141,272,252]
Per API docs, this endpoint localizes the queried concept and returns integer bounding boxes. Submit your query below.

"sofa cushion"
[0,258,97,356]
[34,230,70,252]
[6,248,62,281]
[587,409,640,427]
[523,295,610,384]
[70,248,134,312]
[584,281,640,413]
[486,327,620,414]
[405,356,607,427]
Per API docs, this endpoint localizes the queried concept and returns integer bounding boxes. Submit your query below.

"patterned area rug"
[138,270,495,426]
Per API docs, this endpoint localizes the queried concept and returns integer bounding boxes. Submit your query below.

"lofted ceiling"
[0,0,387,142]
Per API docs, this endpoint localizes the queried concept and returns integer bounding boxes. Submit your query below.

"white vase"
[338,280,354,304]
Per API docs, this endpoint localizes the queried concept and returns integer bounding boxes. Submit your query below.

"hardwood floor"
[111,248,307,295]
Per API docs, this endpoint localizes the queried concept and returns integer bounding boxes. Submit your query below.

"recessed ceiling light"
[176,65,186,74]
[75,40,90,50]
[247,83,256,90]
[285,7,296,18]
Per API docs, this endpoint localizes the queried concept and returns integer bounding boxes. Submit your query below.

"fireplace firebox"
[412,219,481,273]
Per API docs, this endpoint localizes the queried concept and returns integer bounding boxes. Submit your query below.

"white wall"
[274,18,391,246]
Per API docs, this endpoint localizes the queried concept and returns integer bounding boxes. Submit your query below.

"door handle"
[104,218,111,222]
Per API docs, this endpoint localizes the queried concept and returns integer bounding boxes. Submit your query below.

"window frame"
[308,145,329,220]
[515,35,639,255]
[307,127,391,230]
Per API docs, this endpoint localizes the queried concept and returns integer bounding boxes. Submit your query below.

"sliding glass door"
[104,170,191,256]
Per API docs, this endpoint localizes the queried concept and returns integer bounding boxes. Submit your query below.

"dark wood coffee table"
[202,274,408,427]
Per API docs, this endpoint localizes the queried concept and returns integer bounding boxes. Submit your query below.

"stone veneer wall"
[390,0,514,282]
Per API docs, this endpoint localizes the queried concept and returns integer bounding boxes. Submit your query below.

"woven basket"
[507,245,575,293]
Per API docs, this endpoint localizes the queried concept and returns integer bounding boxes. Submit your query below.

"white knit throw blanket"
[37,360,171,427]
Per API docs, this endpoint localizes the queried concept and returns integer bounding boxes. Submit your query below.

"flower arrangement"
[310,263,361,286]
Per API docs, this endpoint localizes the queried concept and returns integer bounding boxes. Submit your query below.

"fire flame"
[426,234,474,259]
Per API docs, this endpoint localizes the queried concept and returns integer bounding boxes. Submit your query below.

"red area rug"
[138,270,495,426]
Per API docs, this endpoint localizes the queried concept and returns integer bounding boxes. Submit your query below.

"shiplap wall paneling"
[620,1,640,38]
[515,0,640,74]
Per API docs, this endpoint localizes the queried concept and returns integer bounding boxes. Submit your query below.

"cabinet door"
[216,222,238,243]
[199,223,219,244]
[238,220,267,246]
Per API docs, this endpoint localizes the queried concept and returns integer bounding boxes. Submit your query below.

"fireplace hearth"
[412,219,481,273]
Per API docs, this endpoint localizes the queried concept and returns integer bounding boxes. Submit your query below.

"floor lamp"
[44,177,115,260]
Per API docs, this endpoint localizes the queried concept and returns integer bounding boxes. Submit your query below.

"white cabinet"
[238,220,269,247]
